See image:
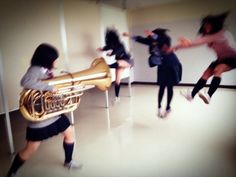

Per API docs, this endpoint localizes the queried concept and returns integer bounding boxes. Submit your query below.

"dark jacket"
[133,35,182,85]
[102,43,131,61]
[157,53,182,86]
[132,35,159,55]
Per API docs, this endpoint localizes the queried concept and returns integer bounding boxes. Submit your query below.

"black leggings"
[158,84,173,110]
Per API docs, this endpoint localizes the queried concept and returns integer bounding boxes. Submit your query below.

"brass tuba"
[19,57,111,122]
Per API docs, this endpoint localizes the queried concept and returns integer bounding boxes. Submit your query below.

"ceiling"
[83,0,183,10]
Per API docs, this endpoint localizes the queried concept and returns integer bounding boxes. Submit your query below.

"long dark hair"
[198,11,229,35]
[31,43,59,70]
[152,28,171,48]
[105,28,122,49]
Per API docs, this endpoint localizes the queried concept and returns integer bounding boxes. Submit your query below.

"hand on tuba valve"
[20,57,111,122]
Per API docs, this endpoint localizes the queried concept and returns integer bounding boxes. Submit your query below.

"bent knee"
[213,68,223,77]
[201,73,211,80]
[63,126,75,142]
[117,60,130,68]
[201,69,213,80]
[20,141,40,159]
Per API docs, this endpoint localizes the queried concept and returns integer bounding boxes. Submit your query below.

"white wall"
[128,0,236,85]
[130,19,236,85]
[0,0,131,113]
[62,0,101,72]
[0,0,64,113]
[0,0,102,113]
[1,0,235,113]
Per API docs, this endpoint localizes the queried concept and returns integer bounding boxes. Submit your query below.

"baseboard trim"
[0,109,20,118]
[121,81,236,89]
[1,82,235,115]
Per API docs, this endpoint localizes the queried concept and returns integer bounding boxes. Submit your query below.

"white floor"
[1,85,236,177]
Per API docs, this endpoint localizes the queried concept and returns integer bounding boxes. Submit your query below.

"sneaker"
[198,92,211,104]
[180,89,193,101]
[157,108,163,118]
[112,97,120,105]
[163,109,171,118]
[64,160,83,170]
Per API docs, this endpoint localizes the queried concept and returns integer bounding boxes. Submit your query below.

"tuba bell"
[19,57,111,122]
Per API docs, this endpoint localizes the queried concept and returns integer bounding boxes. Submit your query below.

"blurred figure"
[124,28,182,118]
[171,11,236,104]
[98,27,133,104]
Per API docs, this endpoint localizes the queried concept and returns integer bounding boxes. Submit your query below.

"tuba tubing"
[19,57,111,122]
[46,57,111,91]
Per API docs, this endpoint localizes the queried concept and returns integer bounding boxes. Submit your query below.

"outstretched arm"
[171,32,221,52]
[133,36,151,45]
[169,37,192,52]
[123,32,151,45]
[97,45,111,52]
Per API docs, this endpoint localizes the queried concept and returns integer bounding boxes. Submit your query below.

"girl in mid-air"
[124,29,182,118]
[98,27,133,104]
[171,11,236,104]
